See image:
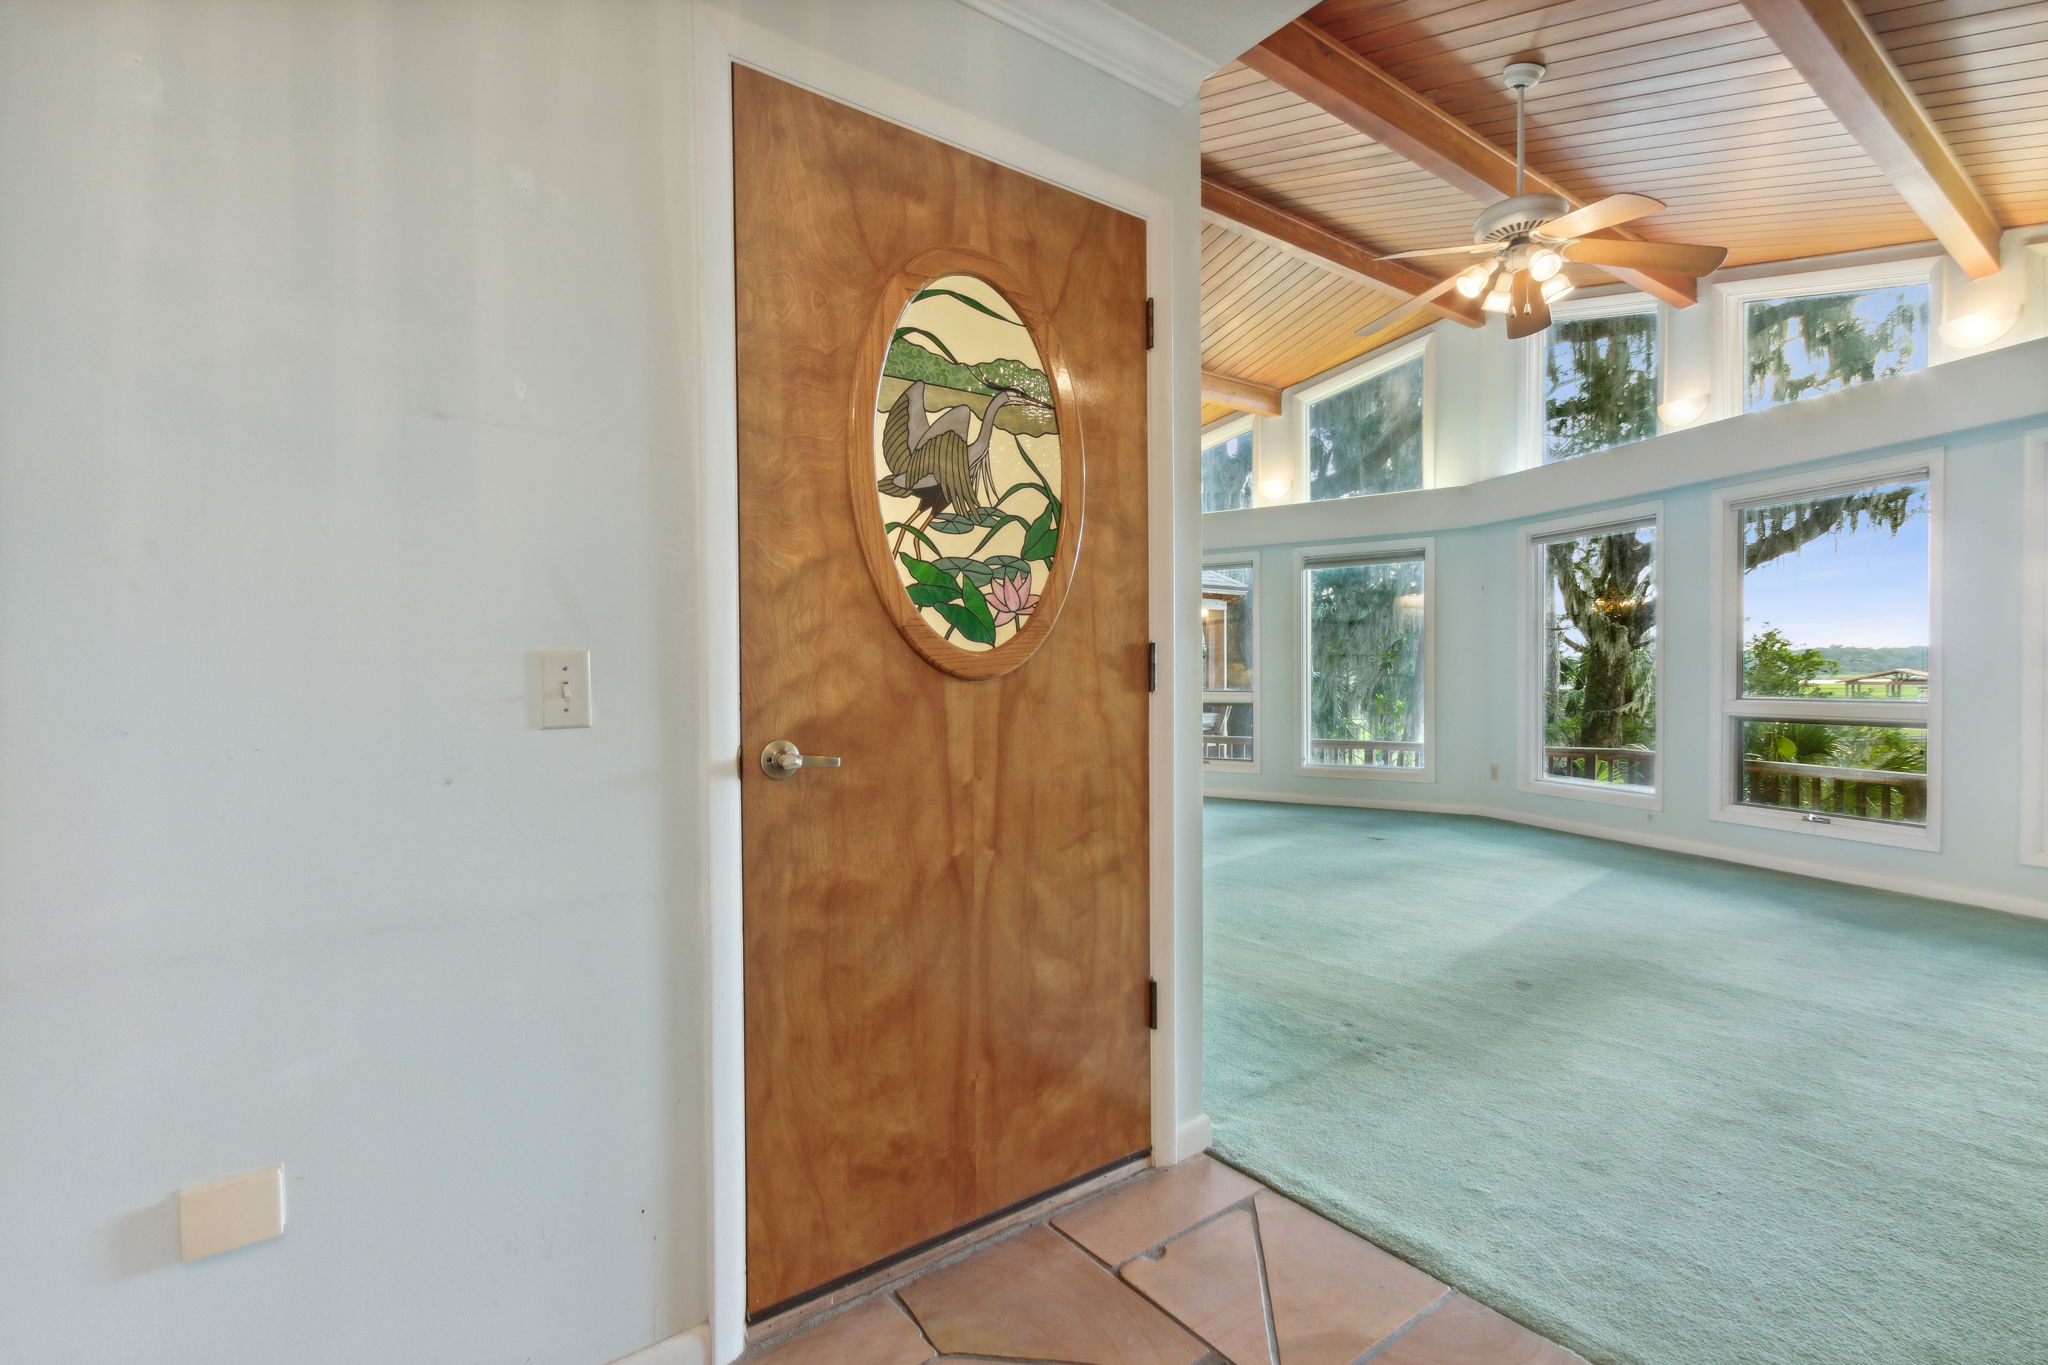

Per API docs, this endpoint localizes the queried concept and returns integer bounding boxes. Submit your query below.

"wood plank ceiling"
[1199,0,2048,427]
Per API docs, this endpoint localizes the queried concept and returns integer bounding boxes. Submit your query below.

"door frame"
[677,8,1203,1363]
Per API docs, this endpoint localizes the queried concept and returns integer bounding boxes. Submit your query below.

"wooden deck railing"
[1307,738,1426,768]
[1740,760,1927,824]
[1203,736,1255,762]
[1543,747,1655,786]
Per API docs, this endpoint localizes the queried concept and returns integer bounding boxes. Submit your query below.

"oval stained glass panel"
[872,273,1064,665]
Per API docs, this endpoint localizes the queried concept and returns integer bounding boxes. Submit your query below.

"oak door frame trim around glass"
[1293,536,1437,782]
[2019,429,2048,866]
[1517,293,1665,472]
[1295,333,1436,503]
[1201,550,1260,773]
[1706,449,1944,851]
[1516,501,1665,811]
[1710,256,1944,424]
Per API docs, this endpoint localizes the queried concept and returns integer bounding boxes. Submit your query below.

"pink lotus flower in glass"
[986,571,1040,628]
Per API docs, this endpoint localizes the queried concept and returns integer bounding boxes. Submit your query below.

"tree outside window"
[1543,312,1659,462]
[1538,522,1657,789]
[1744,285,1928,412]
[1306,356,1425,501]
[1305,555,1425,769]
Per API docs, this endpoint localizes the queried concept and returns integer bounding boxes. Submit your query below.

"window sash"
[1711,454,1940,849]
[1301,551,1429,772]
[1530,517,1660,798]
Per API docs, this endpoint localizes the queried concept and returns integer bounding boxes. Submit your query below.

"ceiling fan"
[1365,62,1730,340]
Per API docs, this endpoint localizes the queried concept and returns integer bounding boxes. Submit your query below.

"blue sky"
[1743,492,1929,649]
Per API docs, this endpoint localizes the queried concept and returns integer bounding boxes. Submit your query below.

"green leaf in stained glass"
[1021,505,1059,562]
[900,554,954,588]
[936,601,997,645]
[907,582,961,607]
[933,557,996,586]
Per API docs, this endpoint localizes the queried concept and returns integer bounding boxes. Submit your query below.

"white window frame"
[1713,257,1943,422]
[1294,537,1436,782]
[1708,450,1943,850]
[1518,502,1665,810]
[2019,429,2048,865]
[1297,334,1435,502]
[1201,552,1260,773]
[1199,414,1255,515]
[1520,293,1664,470]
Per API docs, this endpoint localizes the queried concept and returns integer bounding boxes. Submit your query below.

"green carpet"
[1204,798,2048,1365]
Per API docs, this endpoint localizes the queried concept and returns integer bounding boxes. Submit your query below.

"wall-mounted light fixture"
[1258,475,1294,501]
[1938,304,2020,351]
[1657,393,1709,428]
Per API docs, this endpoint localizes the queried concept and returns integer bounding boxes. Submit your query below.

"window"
[1537,305,1660,462]
[1300,544,1430,777]
[1742,282,1929,412]
[1201,562,1256,767]
[1304,348,1427,501]
[1527,511,1660,804]
[1201,420,1254,513]
[1716,460,1936,844]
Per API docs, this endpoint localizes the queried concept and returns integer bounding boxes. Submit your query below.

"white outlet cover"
[178,1164,286,1261]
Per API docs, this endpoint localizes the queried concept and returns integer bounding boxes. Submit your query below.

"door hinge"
[1146,978,1158,1030]
[1144,297,1155,350]
[1146,641,1158,693]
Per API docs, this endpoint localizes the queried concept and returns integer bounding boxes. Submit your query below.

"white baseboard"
[607,1323,709,1365]
[1203,788,2048,923]
[1165,1113,1213,1164]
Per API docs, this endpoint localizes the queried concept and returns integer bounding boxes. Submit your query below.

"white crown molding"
[952,0,1216,106]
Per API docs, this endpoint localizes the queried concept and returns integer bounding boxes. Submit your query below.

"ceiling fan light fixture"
[1455,264,1490,298]
[1529,247,1564,282]
[1540,276,1574,304]
[1481,286,1514,315]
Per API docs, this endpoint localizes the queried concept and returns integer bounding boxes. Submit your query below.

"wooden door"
[735,68,1151,1319]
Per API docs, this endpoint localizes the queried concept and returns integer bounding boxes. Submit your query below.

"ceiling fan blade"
[1563,237,1730,277]
[1377,244,1496,261]
[1505,269,1550,340]
[1535,193,1666,241]
[1355,273,1464,335]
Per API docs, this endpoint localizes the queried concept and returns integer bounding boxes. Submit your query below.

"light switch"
[178,1164,286,1261]
[538,649,592,729]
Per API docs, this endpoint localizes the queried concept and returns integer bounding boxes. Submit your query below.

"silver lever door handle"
[760,740,842,779]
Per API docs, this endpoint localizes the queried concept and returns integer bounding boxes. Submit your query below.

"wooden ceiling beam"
[1201,369,1284,416]
[1740,0,2004,278]
[1241,18,1700,307]
[1200,177,1484,327]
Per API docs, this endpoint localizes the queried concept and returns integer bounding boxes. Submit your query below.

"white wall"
[1203,332,2048,916]
[0,3,1203,1363]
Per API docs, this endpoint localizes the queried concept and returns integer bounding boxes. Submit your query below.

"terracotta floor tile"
[1254,1192,1447,1365]
[740,1295,933,1365]
[1371,1294,1587,1365]
[897,1224,1207,1365]
[1119,1207,1275,1365]
[1052,1154,1261,1265]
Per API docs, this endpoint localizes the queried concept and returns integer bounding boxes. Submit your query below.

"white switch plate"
[178,1164,286,1261]
[538,649,592,729]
